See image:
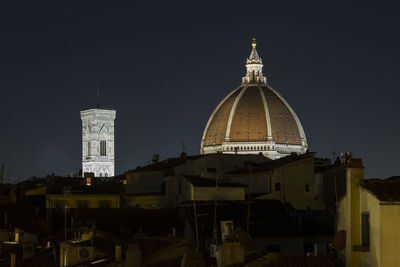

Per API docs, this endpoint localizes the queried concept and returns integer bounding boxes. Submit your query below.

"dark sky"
[1,1,399,181]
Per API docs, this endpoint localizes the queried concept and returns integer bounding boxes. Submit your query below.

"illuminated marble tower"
[81,107,116,177]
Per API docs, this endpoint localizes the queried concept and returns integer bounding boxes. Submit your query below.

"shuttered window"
[362,212,370,247]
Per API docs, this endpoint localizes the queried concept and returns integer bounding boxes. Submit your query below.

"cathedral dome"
[200,39,307,159]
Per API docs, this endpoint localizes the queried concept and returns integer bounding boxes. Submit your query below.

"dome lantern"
[242,38,267,84]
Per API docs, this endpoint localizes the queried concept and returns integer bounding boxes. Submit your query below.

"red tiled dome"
[200,40,307,158]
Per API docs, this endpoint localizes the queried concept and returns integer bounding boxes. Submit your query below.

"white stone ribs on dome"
[224,85,248,142]
[200,86,242,149]
[267,85,307,145]
[200,40,308,158]
[257,85,272,140]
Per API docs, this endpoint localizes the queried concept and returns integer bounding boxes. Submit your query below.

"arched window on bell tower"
[100,140,107,156]
[87,141,91,157]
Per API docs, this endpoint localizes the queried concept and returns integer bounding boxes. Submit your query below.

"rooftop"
[360,176,400,202]
[182,200,334,238]
[228,152,315,175]
[182,175,246,188]
[128,154,204,173]
[46,177,120,195]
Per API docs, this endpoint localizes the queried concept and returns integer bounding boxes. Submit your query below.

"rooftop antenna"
[0,163,4,184]
[331,150,336,163]
[182,140,186,153]
[96,80,100,108]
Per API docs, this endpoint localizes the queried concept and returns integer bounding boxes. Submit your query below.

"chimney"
[152,154,160,163]
[180,152,187,161]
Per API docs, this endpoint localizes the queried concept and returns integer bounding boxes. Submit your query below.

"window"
[161,182,166,194]
[303,243,314,256]
[98,200,112,208]
[266,245,280,253]
[362,212,370,247]
[77,200,90,208]
[87,142,91,156]
[54,200,65,209]
[305,184,309,192]
[274,182,281,191]
[100,140,106,156]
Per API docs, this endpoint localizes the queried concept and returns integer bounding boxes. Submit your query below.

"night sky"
[1,1,399,181]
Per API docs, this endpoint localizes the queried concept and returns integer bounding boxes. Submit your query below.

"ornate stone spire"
[247,38,262,63]
[242,38,267,84]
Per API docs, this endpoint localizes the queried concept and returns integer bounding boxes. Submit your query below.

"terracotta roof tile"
[203,84,304,147]
[360,176,400,202]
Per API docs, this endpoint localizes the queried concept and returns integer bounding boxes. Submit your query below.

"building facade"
[46,177,120,209]
[336,172,400,267]
[81,108,116,177]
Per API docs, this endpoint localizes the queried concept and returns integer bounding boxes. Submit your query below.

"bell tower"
[81,108,116,177]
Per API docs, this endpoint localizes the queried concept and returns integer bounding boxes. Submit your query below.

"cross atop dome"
[242,38,267,84]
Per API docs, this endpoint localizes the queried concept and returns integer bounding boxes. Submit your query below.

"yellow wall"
[337,188,400,267]
[24,185,46,196]
[335,163,364,267]
[125,195,164,209]
[80,232,93,242]
[380,204,400,267]
[336,162,400,267]
[191,186,245,201]
[126,170,159,184]
[359,188,380,267]
[258,156,325,210]
[347,166,363,267]
[46,195,120,208]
